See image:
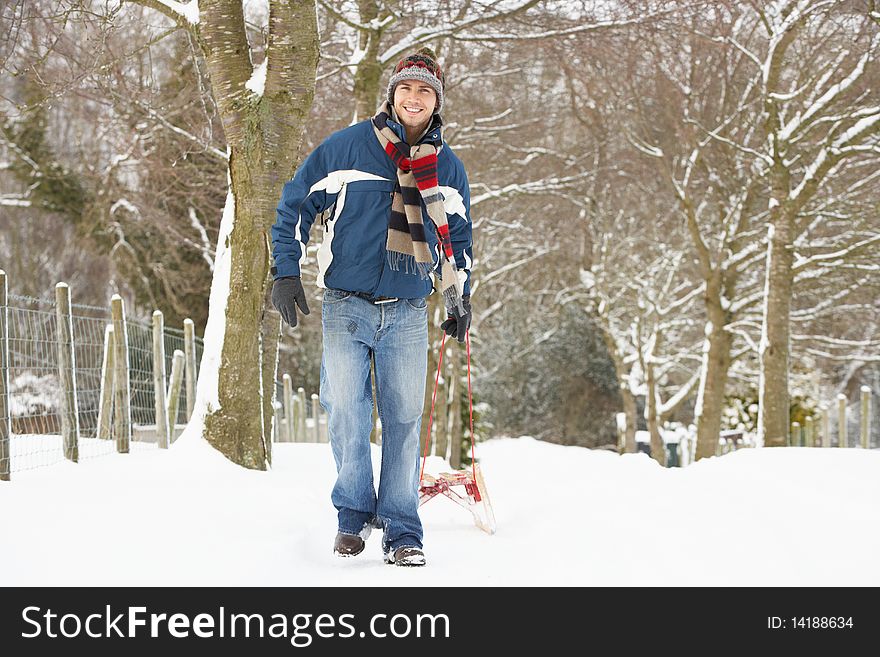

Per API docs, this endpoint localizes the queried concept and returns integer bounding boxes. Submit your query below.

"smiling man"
[392,77,439,141]
[270,47,474,567]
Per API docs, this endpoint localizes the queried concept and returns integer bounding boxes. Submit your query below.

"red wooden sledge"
[419,463,496,534]
[418,331,496,535]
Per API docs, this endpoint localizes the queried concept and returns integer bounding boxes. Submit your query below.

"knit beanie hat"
[386,46,445,113]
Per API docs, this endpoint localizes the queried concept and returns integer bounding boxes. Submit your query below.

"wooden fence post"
[820,406,830,448]
[273,401,284,442]
[311,394,321,443]
[184,318,197,421]
[320,407,328,443]
[152,311,169,449]
[111,295,131,453]
[167,350,185,443]
[837,393,847,448]
[55,283,79,463]
[804,416,814,448]
[615,412,627,454]
[296,387,306,441]
[96,324,115,440]
[860,386,871,449]
[291,393,301,443]
[283,374,294,443]
[0,270,10,481]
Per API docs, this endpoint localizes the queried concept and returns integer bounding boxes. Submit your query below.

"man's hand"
[272,276,310,328]
[441,295,471,343]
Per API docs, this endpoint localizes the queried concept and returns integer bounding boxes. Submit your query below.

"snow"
[756,224,774,448]
[246,58,267,97]
[2,433,878,586]
[180,181,234,440]
[8,373,60,416]
[579,268,596,289]
[109,198,142,221]
[155,0,200,25]
[187,207,214,271]
[693,325,712,422]
[634,429,682,446]
[778,39,875,144]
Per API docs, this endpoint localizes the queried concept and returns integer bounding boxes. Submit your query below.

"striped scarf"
[372,103,465,314]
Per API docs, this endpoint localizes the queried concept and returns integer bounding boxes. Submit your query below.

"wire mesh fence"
[0,276,338,481]
[128,319,159,427]
[2,289,203,477]
[164,326,198,426]
[6,295,64,472]
[271,377,332,444]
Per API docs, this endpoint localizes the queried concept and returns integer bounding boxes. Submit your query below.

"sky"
[2,431,878,586]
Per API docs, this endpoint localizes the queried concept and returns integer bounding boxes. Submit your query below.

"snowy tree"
[568,1,880,456]
[734,1,880,447]
[1,1,226,323]
[110,0,321,468]
[312,1,678,452]
[594,7,770,461]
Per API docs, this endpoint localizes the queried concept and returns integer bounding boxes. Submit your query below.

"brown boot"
[384,546,426,567]
[333,532,366,557]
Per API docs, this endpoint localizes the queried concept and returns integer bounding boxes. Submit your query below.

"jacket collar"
[386,109,444,145]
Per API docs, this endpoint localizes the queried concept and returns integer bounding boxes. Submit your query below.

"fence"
[615,387,876,467]
[0,270,349,482]
[269,373,383,446]
[789,389,876,449]
[0,271,203,480]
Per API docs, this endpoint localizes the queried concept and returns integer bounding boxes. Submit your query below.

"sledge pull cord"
[418,330,496,535]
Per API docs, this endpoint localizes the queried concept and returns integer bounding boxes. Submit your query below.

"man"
[270,47,473,567]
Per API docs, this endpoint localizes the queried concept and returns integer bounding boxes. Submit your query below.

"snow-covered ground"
[1,434,878,586]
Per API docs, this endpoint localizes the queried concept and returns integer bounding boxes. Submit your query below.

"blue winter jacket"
[271,117,473,299]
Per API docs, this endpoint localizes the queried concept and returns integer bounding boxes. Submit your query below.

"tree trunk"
[644,349,667,467]
[261,295,282,464]
[694,277,733,461]
[450,345,463,470]
[597,317,637,453]
[755,15,799,450]
[621,385,637,454]
[434,341,450,459]
[759,214,794,448]
[353,1,384,122]
[189,0,319,468]
[203,151,276,468]
[447,349,467,463]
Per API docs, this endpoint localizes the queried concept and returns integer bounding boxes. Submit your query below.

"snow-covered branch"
[470,171,593,207]
[793,234,880,272]
[778,33,879,144]
[125,0,199,27]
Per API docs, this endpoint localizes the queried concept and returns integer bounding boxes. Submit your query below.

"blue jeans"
[320,289,428,553]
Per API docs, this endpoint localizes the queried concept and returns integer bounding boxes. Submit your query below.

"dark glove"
[441,295,471,343]
[271,276,310,327]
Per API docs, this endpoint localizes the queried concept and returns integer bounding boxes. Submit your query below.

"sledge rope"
[419,330,477,482]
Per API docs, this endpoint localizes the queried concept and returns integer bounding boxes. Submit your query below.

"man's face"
[393,80,437,134]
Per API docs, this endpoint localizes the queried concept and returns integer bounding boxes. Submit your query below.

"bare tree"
[737,2,880,447]
[0,1,226,326]
[107,0,320,468]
